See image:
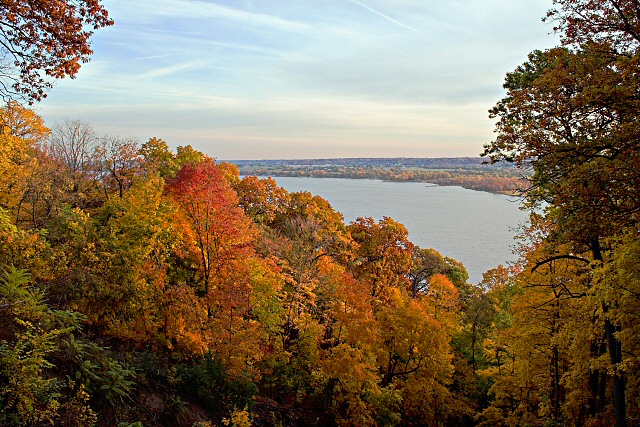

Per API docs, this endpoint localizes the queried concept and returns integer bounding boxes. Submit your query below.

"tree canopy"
[482,1,640,426]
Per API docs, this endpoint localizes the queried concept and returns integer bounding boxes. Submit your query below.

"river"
[266,176,529,284]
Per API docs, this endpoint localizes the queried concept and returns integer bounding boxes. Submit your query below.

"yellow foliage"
[222,405,253,427]
[0,103,49,214]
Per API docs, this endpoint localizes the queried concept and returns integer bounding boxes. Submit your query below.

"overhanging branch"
[532,254,591,272]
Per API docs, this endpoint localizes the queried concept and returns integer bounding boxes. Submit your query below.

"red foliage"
[166,160,255,295]
[0,0,113,103]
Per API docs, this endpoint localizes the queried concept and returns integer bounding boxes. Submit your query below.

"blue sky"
[36,0,558,160]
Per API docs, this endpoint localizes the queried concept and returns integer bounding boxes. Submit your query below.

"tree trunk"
[592,238,626,427]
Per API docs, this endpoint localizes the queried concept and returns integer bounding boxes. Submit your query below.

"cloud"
[39,0,559,160]
[136,61,208,79]
[110,0,310,32]
[134,53,191,61]
[345,0,423,34]
[40,87,495,159]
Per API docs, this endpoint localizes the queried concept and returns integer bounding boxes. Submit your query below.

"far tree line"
[236,163,524,195]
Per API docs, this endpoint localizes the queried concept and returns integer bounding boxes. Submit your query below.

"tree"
[593,230,640,422]
[546,0,640,51]
[95,135,141,198]
[46,120,97,176]
[483,42,640,426]
[79,175,186,349]
[175,144,209,169]
[45,119,100,199]
[0,100,49,142]
[348,217,413,307]
[139,137,176,178]
[409,247,470,299]
[0,0,113,104]
[484,45,640,247]
[0,102,49,218]
[477,234,609,427]
[234,175,290,226]
[165,160,255,309]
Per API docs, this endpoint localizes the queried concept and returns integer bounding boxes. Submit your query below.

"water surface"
[268,177,528,284]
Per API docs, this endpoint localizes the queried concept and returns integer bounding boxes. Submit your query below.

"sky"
[36,0,559,160]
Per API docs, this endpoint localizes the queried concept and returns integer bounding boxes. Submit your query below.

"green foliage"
[363,386,402,427]
[0,267,96,426]
[178,354,257,415]
[79,354,136,406]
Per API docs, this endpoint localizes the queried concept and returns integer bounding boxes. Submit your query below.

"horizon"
[224,155,489,161]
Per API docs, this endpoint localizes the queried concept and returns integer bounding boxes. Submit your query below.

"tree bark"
[592,238,626,427]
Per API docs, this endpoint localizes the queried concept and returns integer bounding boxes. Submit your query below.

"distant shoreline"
[232,157,526,196]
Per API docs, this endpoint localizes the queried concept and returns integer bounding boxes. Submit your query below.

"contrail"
[346,0,422,34]
[134,53,188,60]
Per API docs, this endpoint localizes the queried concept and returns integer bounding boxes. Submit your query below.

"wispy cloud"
[137,61,207,79]
[113,0,310,32]
[40,0,559,159]
[134,53,192,61]
[125,28,285,57]
[346,0,422,34]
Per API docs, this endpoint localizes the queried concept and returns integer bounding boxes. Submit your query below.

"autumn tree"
[348,217,413,307]
[165,160,281,376]
[138,137,176,178]
[483,2,640,419]
[0,0,113,103]
[484,45,640,246]
[235,175,290,226]
[138,138,214,181]
[0,102,49,220]
[75,176,189,348]
[95,135,141,198]
[477,232,620,427]
[175,144,209,169]
[546,0,640,51]
[409,247,470,299]
[594,230,640,420]
[253,191,350,416]
[166,160,255,300]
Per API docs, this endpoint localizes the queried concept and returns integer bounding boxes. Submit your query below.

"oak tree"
[547,0,640,51]
[0,0,113,103]
[484,43,640,426]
